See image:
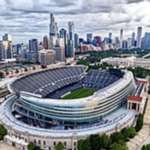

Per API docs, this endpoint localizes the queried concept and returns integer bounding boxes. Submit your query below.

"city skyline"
[1,0,150,44]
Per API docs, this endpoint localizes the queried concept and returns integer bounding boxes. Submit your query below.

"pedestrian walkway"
[127,96,150,150]
[0,141,18,150]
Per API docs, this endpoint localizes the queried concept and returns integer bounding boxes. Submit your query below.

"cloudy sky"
[0,0,150,44]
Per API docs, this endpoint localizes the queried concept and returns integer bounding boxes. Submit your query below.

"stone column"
[127,102,129,110]
[136,104,139,112]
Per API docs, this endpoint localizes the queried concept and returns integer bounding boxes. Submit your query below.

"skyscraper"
[87,33,93,43]
[74,33,79,51]
[43,35,50,49]
[115,37,120,49]
[109,33,112,44]
[127,38,132,48]
[0,34,13,59]
[67,22,75,57]
[132,32,135,47]
[49,14,58,48]
[29,39,38,53]
[94,36,101,47]
[144,32,150,49]
[137,27,142,48]
[59,28,67,57]
[120,29,123,49]
[3,34,12,42]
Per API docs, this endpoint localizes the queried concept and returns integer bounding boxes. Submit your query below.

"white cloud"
[0,0,150,44]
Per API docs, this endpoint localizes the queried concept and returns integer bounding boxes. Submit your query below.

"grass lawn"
[62,88,97,99]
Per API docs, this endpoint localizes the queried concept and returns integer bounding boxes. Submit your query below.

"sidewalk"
[0,141,18,150]
[127,96,150,150]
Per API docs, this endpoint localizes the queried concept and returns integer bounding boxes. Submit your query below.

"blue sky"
[0,0,150,44]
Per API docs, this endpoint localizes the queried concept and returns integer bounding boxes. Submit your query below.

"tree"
[121,128,129,141]
[127,127,136,138]
[135,114,144,132]
[28,142,36,150]
[110,143,128,150]
[142,144,150,150]
[78,139,84,150]
[101,134,111,149]
[55,142,64,150]
[83,138,91,150]
[0,124,7,140]
[89,134,101,150]
[121,127,136,141]
[0,72,3,78]
[111,132,125,144]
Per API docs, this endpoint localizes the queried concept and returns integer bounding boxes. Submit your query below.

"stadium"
[0,65,137,150]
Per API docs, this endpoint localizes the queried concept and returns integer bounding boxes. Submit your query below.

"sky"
[0,0,150,44]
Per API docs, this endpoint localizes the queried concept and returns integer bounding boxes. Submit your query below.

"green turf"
[62,88,97,99]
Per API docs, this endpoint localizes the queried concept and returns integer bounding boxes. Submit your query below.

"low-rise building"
[38,49,56,66]
[101,57,150,68]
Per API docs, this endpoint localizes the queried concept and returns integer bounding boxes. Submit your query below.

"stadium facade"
[0,66,138,150]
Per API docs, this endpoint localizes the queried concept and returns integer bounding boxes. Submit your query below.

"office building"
[0,34,13,59]
[120,29,123,49]
[67,22,75,57]
[115,37,120,49]
[144,32,150,49]
[132,32,135,47]
[127,38,132,48]
[87,33,93,43]
[49,14,58,48]
[3,34,12,42]
[94,36,101,47]
[38,49,56,65]
[123,40,127,48]
[59,28,67,56]
[54,46,65,62]
[43,36,50,49]
[20,47,28,59]
[27,52,38,63]
[109,32,112,44]
[29,39,38,53]
[137,27,142,48]
[74,33,79,50]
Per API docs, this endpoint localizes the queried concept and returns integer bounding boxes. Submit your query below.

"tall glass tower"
[49,14,58,48]
[120,29,123,49]
[137,27,142,48]
[67,22,75,58]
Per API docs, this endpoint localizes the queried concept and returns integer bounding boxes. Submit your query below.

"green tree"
[135,114,144,132]
[111,132,125,144]
[0,124,7,140]
[101,134,111,149]
[0,72,3,78]
[78,139,84,150]
[142,144,150,150]
[27,142,36,150]
[89,134,101,150]
[110,143,128,150]
[128,127,136,138]
[55,142,64,150]
[121,127,136,141]
[83,138,91,150]
[121,128,129,141]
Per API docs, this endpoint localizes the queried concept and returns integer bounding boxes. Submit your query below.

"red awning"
[137,80,148,83]
[127,96,142,102]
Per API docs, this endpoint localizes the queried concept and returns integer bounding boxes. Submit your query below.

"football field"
[62,88,97,99]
